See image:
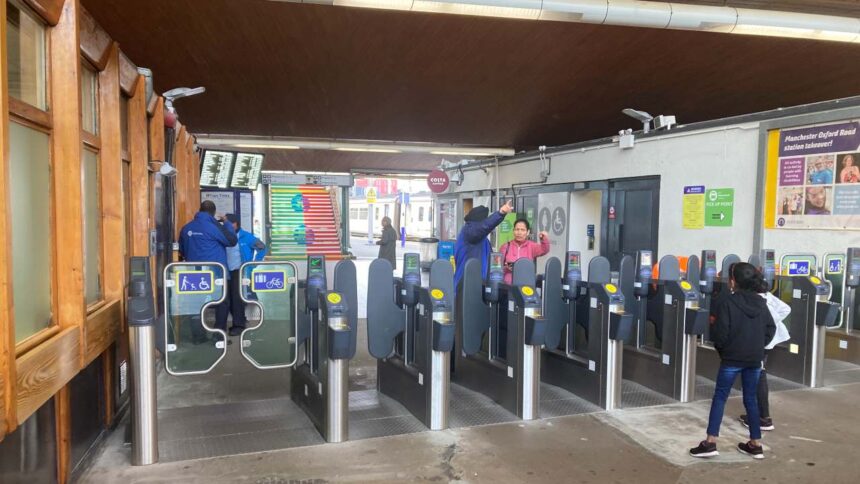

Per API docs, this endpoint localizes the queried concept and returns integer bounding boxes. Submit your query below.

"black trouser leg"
[229,269,246,328]
[758,352,770,419]
[214,299,230,332]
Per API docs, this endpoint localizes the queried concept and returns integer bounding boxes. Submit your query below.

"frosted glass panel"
[81,65,98,134]
[83,149,102,305]
[6,0,47,109]
[9,122,52,342]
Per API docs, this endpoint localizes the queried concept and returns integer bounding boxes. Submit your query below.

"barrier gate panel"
[779,254,818,335]
[163,263,228,375]
[240,261,300,368]
[823,252,845,327]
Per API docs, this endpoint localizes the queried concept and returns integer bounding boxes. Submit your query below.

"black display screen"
[230,152,264,190]
[309,256,324,273]
[490,254,503,270]
[704,251,716,265]
[200,150,235,188]
[765,250,775,263]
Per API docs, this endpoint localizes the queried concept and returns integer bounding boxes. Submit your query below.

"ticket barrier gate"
[367,254,455,430]
[128,256,158,466]
[625,254,708,402]
[693,252,739,379]
[454,257,547,419]
[770,257,841,387]
[824,248,860,364]
[541,253,631,410]
[291,256,357,442]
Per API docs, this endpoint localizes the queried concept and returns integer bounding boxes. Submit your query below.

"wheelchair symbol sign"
[176,271,215,294]
[252,270,287,292]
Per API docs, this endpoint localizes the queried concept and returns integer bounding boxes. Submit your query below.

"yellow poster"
[683,185,705,229]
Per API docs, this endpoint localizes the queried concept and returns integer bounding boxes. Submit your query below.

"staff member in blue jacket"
[179,200,238,343]
[453,200,513,288]
[225,214,267,335]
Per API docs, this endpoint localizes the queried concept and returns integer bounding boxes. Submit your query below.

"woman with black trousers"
[690,263,776,460]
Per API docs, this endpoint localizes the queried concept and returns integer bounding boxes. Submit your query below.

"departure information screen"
[230,152,264,190]
[200,150,235,188]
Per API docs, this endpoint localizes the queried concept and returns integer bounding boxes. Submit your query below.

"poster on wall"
[438,199,458,241]
[537,192,570,266]
[201,191,235,217]
[682,186,705,229]
[239,192,253,232]
[773,120,860,230]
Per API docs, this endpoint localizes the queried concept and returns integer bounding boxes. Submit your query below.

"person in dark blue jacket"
[453,200,513,288]
[179,201,238,343]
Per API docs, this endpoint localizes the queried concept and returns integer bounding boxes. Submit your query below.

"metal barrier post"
[127,256,158,465]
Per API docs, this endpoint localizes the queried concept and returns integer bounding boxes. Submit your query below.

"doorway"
[606,177,660,268]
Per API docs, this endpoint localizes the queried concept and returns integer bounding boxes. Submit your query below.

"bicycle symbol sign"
[788,261,810,276]
[176,271,215,294]
[252,270,288,292]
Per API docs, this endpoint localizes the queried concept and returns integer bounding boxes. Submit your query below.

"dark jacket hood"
[728,290,765,318]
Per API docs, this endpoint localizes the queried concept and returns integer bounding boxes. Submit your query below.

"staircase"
[268,185,347,260]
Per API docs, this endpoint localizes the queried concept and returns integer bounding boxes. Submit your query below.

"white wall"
[448,117,860,265]
[567,190,603,273]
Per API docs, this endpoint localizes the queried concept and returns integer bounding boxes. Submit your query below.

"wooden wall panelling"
[118,51,138,96]
[15,327,80,424]
[174,124,187,234]
[0,0,15,439]
[128,77,149,258]
[147,98,164,277]
[83,300,119,365]
[51,0,84,332]
[22,0,62,25]
[97,43,123,304]
[190,147,201,222]
[78,5,112,70]
[56,385,70,483]
[185,135,196,223]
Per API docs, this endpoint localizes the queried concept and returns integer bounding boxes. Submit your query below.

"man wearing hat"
[453,200,514,287]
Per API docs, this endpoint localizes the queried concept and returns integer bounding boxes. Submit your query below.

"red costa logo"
[427,170,450,193]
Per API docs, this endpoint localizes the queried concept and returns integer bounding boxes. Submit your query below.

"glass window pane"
[5,0,47,109]
[81,65,98,134]
[83,149,102,305]
[9,122,52,342]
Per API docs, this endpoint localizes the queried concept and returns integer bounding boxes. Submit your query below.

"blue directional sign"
[827,257,843,275]
[787,261,810,276]
[252,269,288,292]
[176,270,215,294]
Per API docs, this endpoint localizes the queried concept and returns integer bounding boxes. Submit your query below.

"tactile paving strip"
[620,380,676,409]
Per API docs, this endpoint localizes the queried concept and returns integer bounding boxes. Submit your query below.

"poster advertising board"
[772,120,860,230]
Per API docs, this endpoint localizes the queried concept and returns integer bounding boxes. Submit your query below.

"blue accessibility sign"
[252,269,288,292]
[176,271,214,294]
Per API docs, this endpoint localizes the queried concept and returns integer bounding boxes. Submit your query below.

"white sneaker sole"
[690,450,719,458]
[737,448,765,459]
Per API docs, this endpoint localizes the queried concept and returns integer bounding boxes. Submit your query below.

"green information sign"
[705,188,734,227]
[496,212,518,246]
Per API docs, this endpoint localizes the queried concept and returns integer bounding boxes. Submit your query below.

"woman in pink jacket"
[499,219,550,284]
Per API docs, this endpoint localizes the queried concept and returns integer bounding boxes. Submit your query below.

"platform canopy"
[82,0,860,172]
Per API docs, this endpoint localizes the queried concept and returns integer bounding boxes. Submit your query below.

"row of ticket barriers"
[124,246,859,464]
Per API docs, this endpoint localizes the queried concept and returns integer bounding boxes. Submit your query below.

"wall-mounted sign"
[262,172,353,186]
[704,188,734,227]
[427,170,450,193]
[682,185,705,229]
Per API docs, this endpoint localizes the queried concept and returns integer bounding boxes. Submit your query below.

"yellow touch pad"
[605,284,617,294]
[327,293,342,304]
[431,289,444,300]
[522,286,535,296]
[680,281,692,290]
[809,276,821,285]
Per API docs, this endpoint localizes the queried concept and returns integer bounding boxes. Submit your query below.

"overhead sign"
[704,188,734,227]
[230,153,264,190]
[200,150,235,188]
[261,173,353,186]
[427,169,450,193]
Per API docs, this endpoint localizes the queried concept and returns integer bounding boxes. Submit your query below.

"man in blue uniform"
[179,200,238,343]
[225,214,267,335]
[453,200,513,288]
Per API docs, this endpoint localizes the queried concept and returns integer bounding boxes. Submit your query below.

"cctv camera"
[159,162,178,177]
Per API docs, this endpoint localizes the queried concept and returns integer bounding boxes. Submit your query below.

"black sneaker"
[740,415,775,431]
[690,441,719,458]
[737,441,764,459]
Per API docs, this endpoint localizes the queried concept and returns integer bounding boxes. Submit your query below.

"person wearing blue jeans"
[690,263,775,460]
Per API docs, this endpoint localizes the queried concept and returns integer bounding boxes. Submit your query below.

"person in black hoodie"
[690,262,776,460]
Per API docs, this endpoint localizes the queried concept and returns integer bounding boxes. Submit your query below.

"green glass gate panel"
[239,261,299,368]
[778,254,818,335]
[163,262,228,375]
[823,252,845,327]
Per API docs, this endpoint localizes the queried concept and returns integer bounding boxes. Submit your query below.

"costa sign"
[427,170,450,193]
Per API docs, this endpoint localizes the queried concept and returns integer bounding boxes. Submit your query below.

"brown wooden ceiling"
[83,0,860,172]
